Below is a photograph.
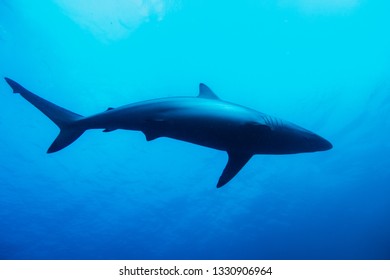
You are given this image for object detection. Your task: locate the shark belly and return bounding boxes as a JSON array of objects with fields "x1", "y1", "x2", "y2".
[{"x1": 116, "y1": 101, "x2": 263, "y2": 153}]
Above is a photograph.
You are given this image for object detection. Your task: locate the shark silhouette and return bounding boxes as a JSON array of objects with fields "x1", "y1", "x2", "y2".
[{"x1": 4, "y1": 78, "x2": 332, "y2": 187}]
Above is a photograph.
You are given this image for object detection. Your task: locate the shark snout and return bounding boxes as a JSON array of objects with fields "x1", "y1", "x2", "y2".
[{"x1": 312, "y1": 134, "x2": 333, "y2": 151}]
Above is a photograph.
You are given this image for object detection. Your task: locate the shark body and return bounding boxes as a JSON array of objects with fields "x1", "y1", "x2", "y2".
[{"x1": 4, "y1": 78, "x2": 332, "y2": 187}]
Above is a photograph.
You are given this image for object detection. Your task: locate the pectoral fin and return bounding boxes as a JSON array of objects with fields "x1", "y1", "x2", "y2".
[
  {"x1": 217, "y1": 152, "x2": 253, "y2": 188},
  {"x1": 142, "y1": 130, "x2": 161, "y2": 141}
]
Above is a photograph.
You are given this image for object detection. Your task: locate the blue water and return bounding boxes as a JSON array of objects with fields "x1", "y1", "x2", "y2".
[{"x1": 0, "y1": 0, "x2": 389, "y2": 260}]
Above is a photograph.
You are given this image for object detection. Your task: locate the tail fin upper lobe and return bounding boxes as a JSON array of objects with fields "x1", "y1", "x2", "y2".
[{"x1": 4, "y1": 77, "x2": 85, "y2": 153}]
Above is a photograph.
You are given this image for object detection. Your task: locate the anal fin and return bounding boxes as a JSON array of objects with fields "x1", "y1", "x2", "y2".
[{"x1": 217, "y1": 152, "x2": 253, "y2": 188}]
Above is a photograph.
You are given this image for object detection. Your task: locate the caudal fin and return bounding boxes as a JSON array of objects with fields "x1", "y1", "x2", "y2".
[{"x1": 4, "y1": 77, "x2": 85, "y2": 153}]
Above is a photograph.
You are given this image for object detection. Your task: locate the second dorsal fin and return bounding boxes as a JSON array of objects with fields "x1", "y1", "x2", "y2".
[{"x1": 198, "y1": 83, "x2": 220, "y2": 100}]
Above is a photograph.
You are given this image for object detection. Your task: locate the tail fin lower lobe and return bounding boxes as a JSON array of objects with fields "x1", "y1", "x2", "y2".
[{"x1": 4, "y1": 77, "x2": 86, "y2": 153}]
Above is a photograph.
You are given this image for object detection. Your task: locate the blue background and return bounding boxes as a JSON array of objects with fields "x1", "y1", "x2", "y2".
[{"x1": 0, "y1": 0, "x2": 389, "y2": 259}]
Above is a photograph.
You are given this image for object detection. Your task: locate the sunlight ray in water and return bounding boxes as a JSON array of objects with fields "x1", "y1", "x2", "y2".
[{"x1": 54, "y1": 0, "x2": 172, "y2": 41}]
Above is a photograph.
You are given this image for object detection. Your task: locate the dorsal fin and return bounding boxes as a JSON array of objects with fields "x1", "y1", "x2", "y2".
[
  {"x1": 198, "y1": 83, "x2": 220, "y2": 100},
  {"x1": 106, "y1": 107, "x2": 114, "y2": 111}
]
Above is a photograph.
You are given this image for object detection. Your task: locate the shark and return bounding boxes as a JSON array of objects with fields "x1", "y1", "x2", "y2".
[{"x1": 4, "y1": 77, "x2": 332, "y2": 188}]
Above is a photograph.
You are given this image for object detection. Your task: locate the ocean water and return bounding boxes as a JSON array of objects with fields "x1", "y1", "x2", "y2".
[{"x1": 0, "y1": 0, "x2": 389, "y2": 260}]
